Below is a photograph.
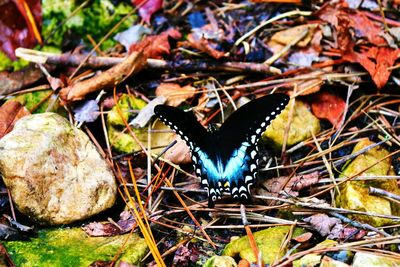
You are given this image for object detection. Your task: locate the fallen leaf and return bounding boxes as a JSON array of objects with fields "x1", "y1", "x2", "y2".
[
  {"x1": 0, "y1": 101, "x2": 30, "y2": 138},
  {"x1": 346, "y1": 10, "x2": 387, "y2": 46},
  {"x1": 269, "y1": 24, "x2": 317, "y2": 48},
  {"x1": 303, "y1": 214, "x2": 341, "y2": 237},
  {"x1": 155, "y1": 83, "x2": 196, "y2": 107},
  {"x1": 60, "y1": 52, "x2": 147, "y2": 102},
  {"x1": 292, "y1": 232, "x2": 313, "y2": 243},
  {"x1": 327, "y1": 223, "x2": 367, "y2": 240},
  {"x1": 343, "y1": 47, "x2": 400, "y2": 89},
  {"x1": 317, "y1": 2, "x2": 386, "y2": 46},
  {"x1": 163, "y1": 137, "x2": 191, "y2": 165},
  {"x1": 258, "y1": 171, "x2": 320, "y2": 198},
  {"x1": 0, "y1": 0, "x2": 41, "y2": 59},
  {"x1": 173, "y1": 243, "x2": 201, "y2": 267},
  {"x1": 311, "y1": 91, "x2": 346, "y2": 127},
  {"x1": 83, "y1": 211, "x2": 135, "y2": 237},
  {"x1": 238, "y1": 259, "x2": 251, "y2": 267},
  {"x1": 114, "y1": 24, "x2": 151, "y2": 51},
  {"x1": 187, "y1": 24, "x2": 227, "y2": 59},
  {"x1": 82, "y1": 222, "x2": 121, "y2": 237},
  {"x1": 131, "y1": 0, "x2": 163, "y2": 24},
  {"x1": 73, "y1": 100, "x2": 100, "y2": 124},
  {"x1": 129, "y1": 28, "x2": 181, "y2": 59},
  {"x1": 0, "y1": 66, "x2": 44, "y2": 95}
]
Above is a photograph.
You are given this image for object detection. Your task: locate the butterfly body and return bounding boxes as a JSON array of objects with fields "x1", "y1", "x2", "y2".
[{"x1": 154, "y1": 94, "x2": 289, "y2": 206}]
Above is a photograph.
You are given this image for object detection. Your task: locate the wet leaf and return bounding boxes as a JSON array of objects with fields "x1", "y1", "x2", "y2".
[
  {"x1": 129, "y1": 28, "x2": 181, "y2": 58},
  {"x1": 0, "y1": 101, "x2": 30, "y2": 139},
  {"x1": 114, "y1": 24, "x2": 152, "y2": 51},
  {"x1": 258, "y1": 172, "x2": 319, "y2": 198},
  {"x1": 303, "y1": 214, "x2": 341, "y2": 237},
  {"x1": 343, "y1": 47, "x2": 400, "y2": 89},
  {"x1": 311, "y1": 91, "x2": 346, "y2": 128},
  {"x1": 187, "y1": 24, "x2": 227, "y2": 59},
  {"x1": 155, "y1": 83, "x2": 196, "y2": 107}
]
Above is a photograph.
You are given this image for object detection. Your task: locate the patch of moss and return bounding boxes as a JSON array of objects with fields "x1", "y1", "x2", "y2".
[
  {"x1": 3, "y1": 228, "x2": 148, "y2": 266},
  {"x1": 9, "y1": 90, "x2": 64, "y2": 114},
  {"x1": 222, "y1": 226, "x2": 306, "y2": 264},
  {"x1": 337, "y1": 138, "x2": 400, "y2": 226},
  {"x1": 107, "y1": 94, "x2": 148, "y2": 153}
]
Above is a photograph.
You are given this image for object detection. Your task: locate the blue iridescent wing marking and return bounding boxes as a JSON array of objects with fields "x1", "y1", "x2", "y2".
[
  {"x1": 154, "y1": 105, "x2": 213, "y2": 193},
  {"x1": 218, "y1": 94, "x2": 290, "y2": 200},
  {"x1": 154, "y1": 94, "x2": 290, "y2": 206}
]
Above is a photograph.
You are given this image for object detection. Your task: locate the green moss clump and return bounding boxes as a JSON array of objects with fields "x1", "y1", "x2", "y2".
[
  {"x1": 42, "y1": 0, "x2": 136, "y2": 51},
  {"x1": 222, "y1": 226, "x2": 306, "y2": 264},
  {"x1": 3, "y1": 228, "x2": 148, "y2": 266}
]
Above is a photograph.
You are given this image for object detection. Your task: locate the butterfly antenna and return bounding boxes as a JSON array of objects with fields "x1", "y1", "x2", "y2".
[{"x1": 154, "y1": 140, "x2": 177, "y2": 162}]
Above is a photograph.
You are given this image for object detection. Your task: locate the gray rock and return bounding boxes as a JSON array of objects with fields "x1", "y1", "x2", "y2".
[{"x1": 0, "y1": 113, "x2": 117, "y2": 225}]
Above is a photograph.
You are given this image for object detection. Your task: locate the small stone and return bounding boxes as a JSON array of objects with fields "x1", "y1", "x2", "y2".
[{"x1": 0, "y1": 113, "x2": 117, "y2": 225}]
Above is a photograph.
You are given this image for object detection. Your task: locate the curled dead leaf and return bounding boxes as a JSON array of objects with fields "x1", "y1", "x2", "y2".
[
  {"x1": 60, "y1": 52, "x2": 147, "y2": 102},
  {"x1": 0, "y1": 101, "x2": 30, "y2": 138},
  {"x1": 155, "y1": 83, "x2": 196, "y2": 107}
]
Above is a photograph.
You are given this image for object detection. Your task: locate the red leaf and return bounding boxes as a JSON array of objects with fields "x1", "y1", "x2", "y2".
[
  {"x1": 0, "y1": 0, "x2": 41, "y2": 59},
  {"x1": 346, "y1": 11, "x2": 386, "y2": 46},
  {"x1": 186, "y1": 24, "x2": 227, "y2": 59},
  {"x1": 131, "y1": 0, "x2": 163, "y2": 24},
  {"x1": 129, "y1": 28, "x2": 181, "y2": 58},
  {"x1": 0, "y1": 101, "x2": 30, "y2": 138},
  {"x1": 343, "y1": 47, "x2": 400, "y2": 89},
  {"x1": 311, "y1": 91, "x2": 346, "y2": 128}
]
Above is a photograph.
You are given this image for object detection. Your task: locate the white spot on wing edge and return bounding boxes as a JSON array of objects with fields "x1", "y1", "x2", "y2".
[
  {"x1": 250, "y1": 164, "x2": 257, "y2": 172},
  {"x1": 245, "y1": 175, "x2": 253, "y2": 183}
]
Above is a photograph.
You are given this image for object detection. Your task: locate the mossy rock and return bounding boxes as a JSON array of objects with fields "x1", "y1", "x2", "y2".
[
  {"x1": 222, "y1": 226, "x2": 306, "y2": 264},
  {"x1": 3, "y1": 228, "x2": 148, "y2": 266},
  {"x1": 337, "y1": 138, "x2": 400, "y2": 226}
]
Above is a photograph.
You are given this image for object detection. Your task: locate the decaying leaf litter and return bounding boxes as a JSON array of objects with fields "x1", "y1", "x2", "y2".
[{"x1": 1, "y1": 0, "x2": 400, "y2": 266}]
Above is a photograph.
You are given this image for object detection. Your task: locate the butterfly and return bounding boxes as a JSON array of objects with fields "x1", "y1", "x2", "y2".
[{"x1": 154, "y1": 93, "x2": 290, "y2": 207}]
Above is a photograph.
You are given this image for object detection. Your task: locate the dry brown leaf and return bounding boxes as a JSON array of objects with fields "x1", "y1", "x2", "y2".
[
  {"x1": 292, "y1": 232, "x2": 313, "y2": 243},
  {"x1": 129, "y1": 28, "x2": 181, "y2": 58},
  {"x1": 260, "y1": 171, "x2": 320, "y2": 197},
  {"x1": 163, "y1": 137, "x2": 192, "y2": 165},
  {"x1": 268, "y1": 24, "x2": 318, "y2": 54},
  {"x1": 0, "y1": 101, "x2": 30, "y2": 139},
  {"x1": 60, "y1": 52, "x2": 147, "y2": 102},
  {"x1": 155, "y1": 83, "x2": 196, "y2": 107},
  {"x1": 303, "y1": 214, "x2": 340, "y2": 237}
]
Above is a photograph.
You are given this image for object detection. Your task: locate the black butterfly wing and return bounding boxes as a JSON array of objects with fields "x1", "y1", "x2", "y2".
[
  {"x1": 154, "y1": 105, "x2": 216, "y2": 201},
  {"x1": 219, "y1": 94, "x2": 290, "y2": 199},
  {"x1": 154, "y1": 105, "x2": 208, "y2": 151}
]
